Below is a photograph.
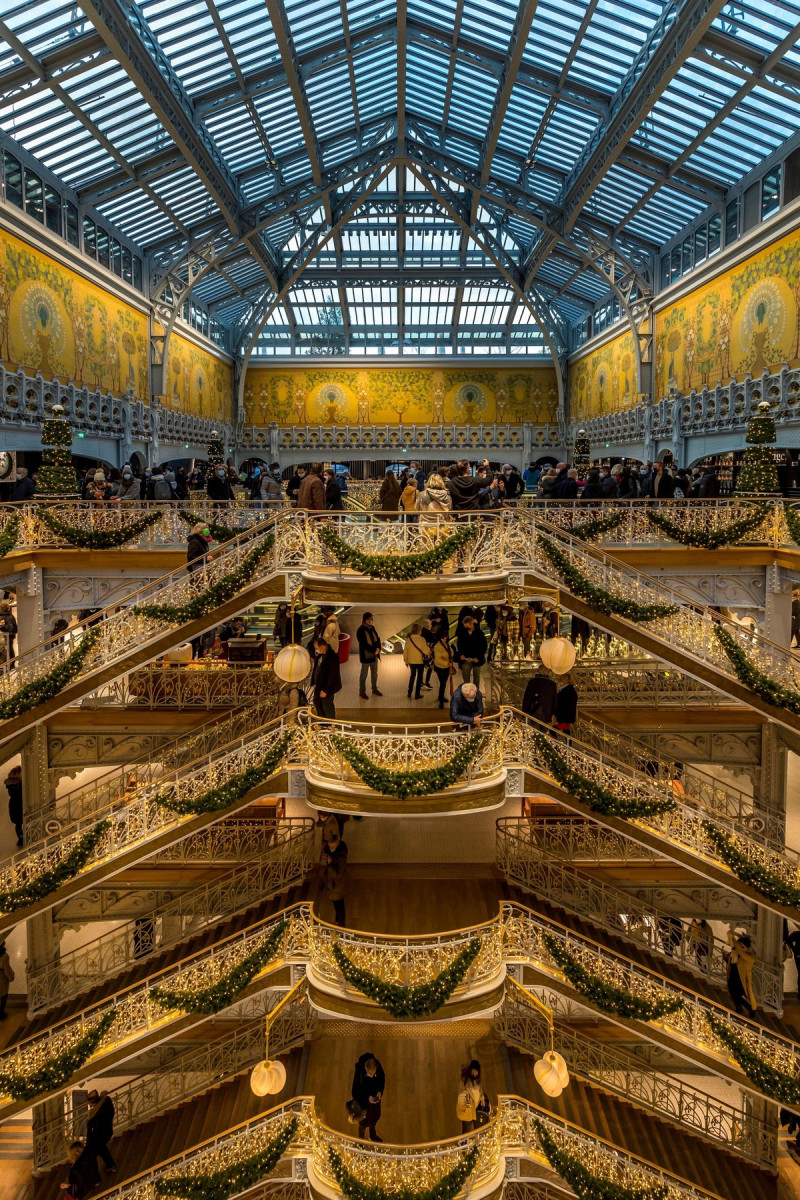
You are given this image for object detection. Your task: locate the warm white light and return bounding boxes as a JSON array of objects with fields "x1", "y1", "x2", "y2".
[
  {"x1": 534, "y1": 1051, "x2": 570, "y2": 1097},
  {"x1": 250, "y1": 1059, "x2": 287, "y2": 1096},
  {"x1": 273, "y1": 643, "x2": 311, "y2": 683},
  {"x1": 538, "y1": 637, "x2": 576, "y2": 675}
]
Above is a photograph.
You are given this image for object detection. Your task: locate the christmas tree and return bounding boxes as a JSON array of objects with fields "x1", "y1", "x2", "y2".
[
  {"x1": 736, "y1": 401, "x2": 780, "y2": 495},
  {"x1": 573, "y1": 430, "x2": 590, "y2": 478},
  {"x1": 207, "y1": 431, "x2": 224, "y2": 471},
  {"x1": 37, "y1": 405, "x2": 78, "y2": 495}
]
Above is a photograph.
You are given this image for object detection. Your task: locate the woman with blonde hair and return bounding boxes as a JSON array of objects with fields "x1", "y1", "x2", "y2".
[{"x1": 415, "y1": 473, "x2": 451, "y2": 524}]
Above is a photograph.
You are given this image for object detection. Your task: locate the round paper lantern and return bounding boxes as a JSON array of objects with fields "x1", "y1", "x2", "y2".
[
  {"x1": 533, "y1": 1051, "x2": 570, "y2": 1097},
  {"x1": 273, "y1": 643, "x2": 311, "y2": 684},
  {"x1": 250, "y1": 1058, "x2": 287, "y2": 1096},
  {"x1": 538, "y1": 636, "x2": 576, "y2": 676}
]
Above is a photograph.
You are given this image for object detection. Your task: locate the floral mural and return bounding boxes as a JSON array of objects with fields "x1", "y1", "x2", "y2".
[
  {"x1": 164, "y1": 332, "x2": 234, "y2": 423},
  {"x1": 567, "y1": 329, "x2": 637, "y2": 419}
]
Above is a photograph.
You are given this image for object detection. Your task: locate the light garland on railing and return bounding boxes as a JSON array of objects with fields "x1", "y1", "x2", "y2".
[
  {"x1": 701, "y1": 821, "x2": 800, "y2": 908},
  {"x1": 713, "y1": 625, "x2": 800, "y2": 714},
  {"x1": 154, "y1": 1116, "x2": 299, "y2": 1200},
  {"x1": 0, "y1": 819, "x2": 111, "y2": 914},
  {"x1": 538, "y1": 537, "x2": 677, "y2": 623},
  {"x1": 39, "y1": 509, "x2": 164, "y2": 549},
  {"x1": 133, "y1": 536, "x2": 275, "y2": 623},
  {"x1": 329, "y1": 733, "x2": 483, "y2": 799},
  {"x1": 151, "y1": 920, "x2": 288, "y2": 1015},
  {"x1": 784, "y1": 503, "x2": 800, "y2": 547},
  {"x1": 568, "y1": 513, "x2": 625, "y2": 542},
  {"x1": 318, "y1": 524, "x2": 478, "y2": 580},
  {"x1": 177, "y1": 509, "x2": 240, "y2": 544},
  {"x1": 154, "y1": 732, "x2": 294, "y2": 815},
  {"x1": 705, "y1": 1013, "x2": 800, "y2": 1106},
  {"x1": 532, "y1": 733, "x2": 676, "y2": 819},
  {"x1": 534, "y1": 1122, "x2": 668, "y2": 1200},
  {"x1": 0, "y1": 516, "x2": 19, "y2": 560},
  {"x1": 644, "y1": 506, "x2": 769, "y2": 550},
  {"x1": 542, "y1": 935, "x2": 684, "y2": 1022},
  {"x1": 328, "y1": 1144, "x2": 481, "y2": 1200},
  {"x1": 0, "y1": 1011, "x2": 116, "y2": 1102},
  {"x1": 332, "y1": 939, "x2": 482, "y2": 1018},
  {"x1": 0, "y1": 627, "x2": 100, "y2": 720}
]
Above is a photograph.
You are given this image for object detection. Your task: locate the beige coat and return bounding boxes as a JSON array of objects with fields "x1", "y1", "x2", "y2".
[
  {"x1": 403, "y1": 633, "x2": 429, "y2": 665},
  {"x1": 727, "y1": 932, "x2": 757, "y2": 1011}
]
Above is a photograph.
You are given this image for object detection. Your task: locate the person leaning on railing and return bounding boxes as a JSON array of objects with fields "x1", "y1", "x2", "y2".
[{"x1": 111, "y1": 466, "x2": 140, "y2": 501}]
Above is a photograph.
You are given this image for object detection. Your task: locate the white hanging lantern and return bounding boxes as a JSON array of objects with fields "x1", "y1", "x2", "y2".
[
  {"x1": 273, "y1": 643, "x2": 311, "y2": 684},
  {"x1": 538, "y1": 636, "x2": 576, "y2": 676},
  {"x1": 533, "y1": 1050, "x2": 570, "y2": 1097},
  {"x1": 250, "y1": 1058, "x2": 287, "y2": 1097}
]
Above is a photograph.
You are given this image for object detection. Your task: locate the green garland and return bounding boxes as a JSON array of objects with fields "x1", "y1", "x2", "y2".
[
  {"x1": 0, "y1": 627, "x2": 100, "y2": 721},
  {"x1": 39, "y1": 508, "x2": 163, "y2": 549},
  {"x1": 0, "y1": 516, "x2": 19, "y2": 559},
  {"x1": 177, "y1": 509, "x2": 240, "y2": 544},
  {"x1": 156, "y1": 1118, "x2": 298, "y2": 1200},
  {"x1": 330, "y1": 733, "x2": 482, "y2": 800},
  {"x1": 37, "y1": 416, "x2": 77, "y2": 495},
  {"x1": 785, "y1": 503, "x2": 800, "y2": 546},
  {"x1": 533, "y1": 733, "x2": 676, "y2": 819},
  {"x1": 645, "y1": 505, "x2": 769, "y2": 550},
  {"x1": 155, "y1": 733, "x2": 293, "y2": 815},
  {"x1": 133, "y1": 535, "x2": 274, "y2": 623},
  {"x1": 0, "y1": 820, "x2": 111, "y2": 914},
  {"x1": 332, "y1": 939, "x2": 481, "y2": 1018},
  {"x1": 535, "y1": 1122, "x2": 667, "y2": 1200},
  {"x1": 329, "y1": 1144, "x2": 480, "y2": 1200},
  {"x1": 705, "y1": 1012, "x2": 800, "y2": 1105},
  {"x1": 318, "y1": 524, "x2": 478, "y2": 580},
  {"x1": 713, "y1": 624, "x2": 800, "y2": 714},
  {"x1": 0, "y1": 1011, "x2": 117, "y2": 1102},
  {"x1": 151, "y1": 919, "x2": 288, "y2": 1015},
  {"x1": 539, "y1": 537, "x2": 677, "y2": 623},
  {"x1": 568, "y1": 513, "x2": 625, "y2": 542},
  {"x1": 702, "y1": 820, "x2": 800, "y2": 908},
  {"x1": 543, "y1": 934, "x2": 684, "y2": 1022}
]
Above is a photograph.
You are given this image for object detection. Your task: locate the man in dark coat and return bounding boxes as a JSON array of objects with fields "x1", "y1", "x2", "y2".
[
  {"x1": 446, "y1": 460, "x2": 483, "y2": 511},
  {"x1": 521, "y1": 664, "x2": 558, "y2": 725},
  {"x1": 9, "y1": 468, "x2": 35, "y2": 502},
  {"x1": 352, "y1": 1053, "x2": 385, "y2": 1142},
  {"x1": 641, "y1": 462, "x2": 676, "y2": 498},
  {"x1": 86, "y1": 1090, "x2": 117, "y2": 1173},
  {"x1": 287, "y1": 466, "x2": 307, "y2": 504},
  {"x1": 207, "y1": 466, "x2": 235, "y2": 502},
  {"x1": 311, "y1": 637, "x2": 342, "y2": 718}
]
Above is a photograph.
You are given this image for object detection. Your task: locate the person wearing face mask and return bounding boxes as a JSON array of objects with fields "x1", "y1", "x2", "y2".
[
  {"x1": 207, "y1": 464, "x2": 235, "y2": 503},
  {"x1": 287, "y1": 465, "x2": 307, "y2": 506},
  {"x1": 9, "y1": 467, "x2": 35, "y2": 502},
  {"x1": 113, "y1": 467, "x2": 140, "y2": 501}
]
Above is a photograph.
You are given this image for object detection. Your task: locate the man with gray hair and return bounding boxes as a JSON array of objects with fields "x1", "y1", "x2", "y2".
[
  {"x1": 9, "y1": 466, "x2": 35, "y2": 502},
  {"x1": 450, "y1": 680, "x2": 484, "y2": 729}
]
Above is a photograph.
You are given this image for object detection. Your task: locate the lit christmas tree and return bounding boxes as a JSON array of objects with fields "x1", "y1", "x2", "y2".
[
  {"x1": 207, "y1": 430, "x2": 225, "y2": 471},
  {"x1": 736, "y1": 401, "x2": 781, "y2": 495},
  {"x1": 37, "y1": 404, "x2": 78, "y2": 495},
  {"x1": 573, "y1": 430, "x2": 590, "y2": 477}
]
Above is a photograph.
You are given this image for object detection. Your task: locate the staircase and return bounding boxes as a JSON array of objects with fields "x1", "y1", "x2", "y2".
[{"x1": 0, "y1": 1117, "x2": 32, "y2": 1161}]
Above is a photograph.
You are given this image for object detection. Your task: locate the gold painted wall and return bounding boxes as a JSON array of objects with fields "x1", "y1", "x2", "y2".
[
  {"x1": 243, "y1": 365, "x2": 558, "y2": 427},
  {"x1": 568, "y1": 329, "x2": 637, "y2": 420},
  {"x1": 164, "y1": 332, "x2": 234, "y2": 423},
  {"x1": 655, "y1": 226, "x2": 800, "y2": 396},
  {"x1": 0, "y1": 226, "x2": 149, "y2": 397}
]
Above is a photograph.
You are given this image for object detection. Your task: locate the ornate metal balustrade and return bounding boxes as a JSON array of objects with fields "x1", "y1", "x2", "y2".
[
  {"x1": 495, "y1": 658, "x2": 733, "y2": 709},
  {"x1": 242, "y1": 421, "x2": 559, "y2": 456},
  {"x1": 32, "y1": 984, "x2": 316, "y2": 1171},
  {"x1": 495, "y1": 819, "x2": 782, "y2": 1012},
  {"x1": 156, "y1": 818, "x2": 288, "y2": 865},
  {"x1": 110, "y1": 661, "x2": 280, "y2": 710},
  {"x1": 502, "y1": 814, "x2": 663, "y2": 865},
  {"x1": 95, "y1": 1094, "x2": 717, "y2": 1200},
  {"x1": 496, "y1": 979, "x2": 776, "y2": 1168},
  {"x1": 27, "y1": 818, "x2": 315, "y2": 1013}
]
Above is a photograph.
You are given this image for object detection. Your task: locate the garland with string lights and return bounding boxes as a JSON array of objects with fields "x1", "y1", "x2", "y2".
[
  {"x1": 155, "y1": 732, "x2": 294, "y2": 816},
  {"x1": 644, "y1": 505, "x2": 769, "y2": 549},
  {"x1": 534, "y1": 1122, "x2": 668, "y2": 1200},
  {"x1": 0, "y1": 517, "x2": 19, "y2": 560},
  {"x1": 532, "y1": 732, "x2": 676, "y2": 819},
  {"x1": 318, "y1": 524, "x2": 478, "y2": 580},
  {"x1": 737, "y1": 402, "x2": 781, "y2": 496},
  {"x1": 151, "y1": 920, "x2": 288, "y2": 1016},
  {"x1": 0, "y1": 1011, "x2": 117, "y2": 1102},
  {"x1": 705, "y1": 1012, "x2": 800, "y2": 1106},
  {"x1": 538, "y1": 537, "x2": 677, "y2": 622},
  {"x1": 155, "y1": 1118, "x2": 299, "y2": 1200},
  {"x1": 543, "y1": 934, "x2": 684, "y2": 1022},
  {"x1": 206, "y1": 434, "x2": 225, "y2": 472},
  {"x1": 568, "y1": 513, "x2": 625, "y2": 542},
  {"x1": 701, "y1": 820, "x2": 800, "y2": 908},
  {"x1": 329, "y1": 733, "x2": 483, "y2": 799},
  {"x1": 39, "y1": 508, "x2": 163, "y2": 549},
  {"x1": 133, "y1": 536, "x2": 274, "y2": 623},
  {"x1": 0, "y1": 627, "x2": 100, "y2": 720},
  {"x1": 176, "y1": 509, "x2": 240, "y2": 544},
  {"x1": 0, "y1": 820, "x2": 111, "y2": 914},
  {"x1": 328, "y1": 1144, "x2": 481, "y2": 1200},
  {"x1": 572, "y1": 432, "x2": 590, "y2": 479},
  {"x1": 713, "y1": 625, "x2": 800, "y2": 714},
  {"x1": 332, "y1": 939, "x2": 482, "y2": 1018},
  {"x1": 37, "y1": 411, "x2": 77, "y2": 495},
  {"x1": 784, "y1": 503, "x2": 800, "y2": 546}
]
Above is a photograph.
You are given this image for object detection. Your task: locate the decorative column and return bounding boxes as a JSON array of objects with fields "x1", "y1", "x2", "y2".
[
  {"x1": 15, "y1": 564, "x2": 45, "y2": 652},
  {"x1": 763, "y1": 563, "x2": 792, "y2": 646}
]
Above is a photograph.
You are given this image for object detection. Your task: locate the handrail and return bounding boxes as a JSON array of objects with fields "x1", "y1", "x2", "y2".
[
  {"x1": 26, "y1": 818, "x2": 315, "y2": 1013},
  {"x1": 4, "y1": 900, "x2": 800, "y2": 1119},
  {"x1": 496, "y1": 817, "x2": 782, "y2": 1011},
  {"x1": 498, "y1": 977, "x2": 776, "y2": 1168},
  {"x1": 92, "y1": 1093, "x2": 718, "y2": 1200}
]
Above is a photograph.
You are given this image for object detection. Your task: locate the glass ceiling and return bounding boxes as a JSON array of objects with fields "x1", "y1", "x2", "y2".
[{"x1": 0, "y1": 0, "x2": 798, "y2": 355}]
